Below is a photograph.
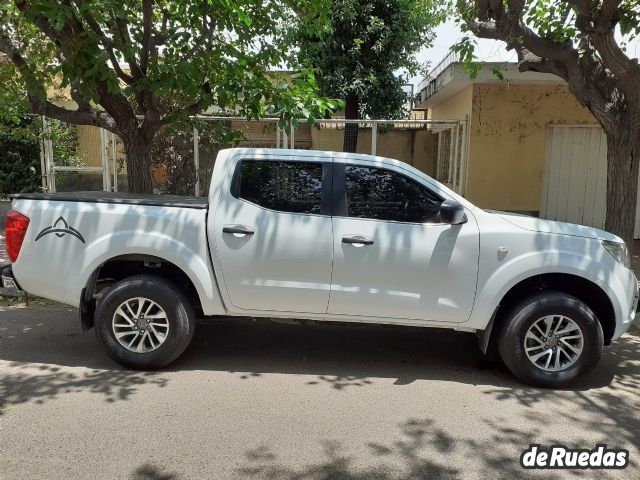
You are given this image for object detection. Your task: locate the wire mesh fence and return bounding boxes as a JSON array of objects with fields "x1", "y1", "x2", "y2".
[{"x1": 38, "y1": 116, "x2": 466, "y2": 197}]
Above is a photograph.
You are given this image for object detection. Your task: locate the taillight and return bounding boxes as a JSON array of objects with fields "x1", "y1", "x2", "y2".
[{"x1": 5, "y1": 210, "x2": 30, "y2": 262}]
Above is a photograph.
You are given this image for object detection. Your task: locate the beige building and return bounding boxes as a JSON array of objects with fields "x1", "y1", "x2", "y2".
[
  {"x1": 415, "y1": 59, "x2": 640, "y2": 237},
  {"x1": 417, "y1": 61, "x2": 599, "y2": 214}
]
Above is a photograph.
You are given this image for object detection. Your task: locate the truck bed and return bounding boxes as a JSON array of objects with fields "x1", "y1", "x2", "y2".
[
  {"x1": 11, "y1": 191, "x2": 208, "y2": 209},
  {"x1": 10, "y1": 190, "x2": 218, "y2": 309}
]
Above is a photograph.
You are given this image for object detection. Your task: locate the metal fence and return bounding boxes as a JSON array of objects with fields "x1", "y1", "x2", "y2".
[{"x1": 39, "y1": 116, "x2": 467, "y2": 197}]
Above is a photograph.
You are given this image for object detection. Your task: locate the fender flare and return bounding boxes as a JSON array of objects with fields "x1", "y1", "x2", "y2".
[{"x1": 75, "y1": 230, "x2": 225, "y2": 320}]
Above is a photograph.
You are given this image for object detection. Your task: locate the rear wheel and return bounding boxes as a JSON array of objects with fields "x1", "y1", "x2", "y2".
[
  {"x1": 94, "y1": 275, "x2": 196, "y2": 369},
  {"x1": 497, "y1": 291, "x2": 603, "y2": 388}
]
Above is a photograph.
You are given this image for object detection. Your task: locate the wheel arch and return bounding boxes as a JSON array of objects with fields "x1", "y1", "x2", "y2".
[
  {"x1": 480, "y1": 273, "x2": 615, "y2": 355},
  {"x1": 80, "y1": 254, "x2": 204, "y2": 330}
]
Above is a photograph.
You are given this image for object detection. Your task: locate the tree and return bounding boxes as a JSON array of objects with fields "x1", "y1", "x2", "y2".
[
  {"x1": 452, "y1": 0, "x2": 640, "y2": 244},
  {"x1": 0, "y1": 0, "x2": 337, "y2": 193},
  {"x1": 296, "y1": 0, "x2": 442, "y2": 152},
  {"x1": 151, "y1": 117, "x2": 243, "y2": 196},
  {"x1": 0, "y1": 60, "x2": 80, "y2": 194},
  {"x1": 0, "y1": 116, "x2": 41, "y2": 195}
]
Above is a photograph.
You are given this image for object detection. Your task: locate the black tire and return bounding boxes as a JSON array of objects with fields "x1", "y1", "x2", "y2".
[
  {"x1": 94, "y1": 275, "x2": 196, "y2": 369},
  {"x1": 497, "y1": 291, "x2": 603, "y2": 388}
]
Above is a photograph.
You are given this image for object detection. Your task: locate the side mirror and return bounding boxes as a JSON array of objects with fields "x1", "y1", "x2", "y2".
[{"x1": 439, "y1": 200, "x2": 467, "y2": 225}]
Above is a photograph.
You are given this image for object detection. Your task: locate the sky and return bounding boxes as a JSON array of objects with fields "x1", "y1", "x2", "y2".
[
  {"x1": 408, "y1": 20, "x2": 516, "y2": 86},
  {"x1": 409, "y1": 19, "x2": 640, "y2": 87}
]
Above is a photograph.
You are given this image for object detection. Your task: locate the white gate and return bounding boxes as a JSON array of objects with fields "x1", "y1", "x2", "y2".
[
  {"x1": 40, "y1": 117, "x2": 119, "y2": 193},
  {"x1": 540, "y1": 125, "x2": 640, "y2": 238}
]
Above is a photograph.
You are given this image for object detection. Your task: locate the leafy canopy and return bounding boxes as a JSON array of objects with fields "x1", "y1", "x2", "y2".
[
  {"x1": 0, "y1": 0, "x2": 339, "y2": 134},
  {"x1": 296, "y1": 0, "x2": 443, "y2": 119},
  {"x1": 451, "y1": 0, "x2": 640, "y2": 89}
]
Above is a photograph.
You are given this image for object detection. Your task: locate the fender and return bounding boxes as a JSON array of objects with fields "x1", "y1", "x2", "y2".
[
  {"x1": 75, "y1": 230, "x2": 226, "y2": 316},
  {"x1": 467, "y1": 249, "x2": 627, "y2": 333}
]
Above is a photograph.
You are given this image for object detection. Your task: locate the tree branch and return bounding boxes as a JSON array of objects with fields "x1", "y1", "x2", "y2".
[
  {"x1": 109, "y1": 56, "x2": 135, "y2": 84},
  {"x1": 140, "y1": 0, "x2": 152, "y2": 73},
  {"x1": 108, "y1": 11, "x2": 145, "y2": 79},
  {"x1": 589, "y1": 29, "x2": 640, "y2": 107},
  {"x1": 28, "y1": 96, "x2": 116, "y2": 130},
  {"x1": 14, "y1": 0, "x2": 142, "y2": 129},
  {"x1": 471, "y1": 0, "x2": 573, "y2": 62},
  {"x1": 70, "y1": 83, "x2": 92, "y2": 111},
  {"x1": 72, "y1": 0, "x2": 134, "y2": 84},
  {"x1": 567, "y1": 0, "x2": 640, "y2": 107},
  {"x1": 0, "y1": 29, "x2": 116, "y2": 130},
  {"x1": 0, "y1": 28, "x2": 46, "y2": 99},
  {"x1": 464, "y1": 0, "x2": 629, "y2": 133},
  {"x1": 598, "y1": 0, "x2": 623, "y2": 31},
  {"x1": 564, "y1": 0, "x2": 597, "y2": 13},
  {"x1": 518, "y1": 56, "x2": 568, "y2": 78},
  {"x1": 178, "y1": 1, "x2": 217, "y2": 65},
  {"x1": 159, "y1": 82, "x2": 212, "y2": 127}
]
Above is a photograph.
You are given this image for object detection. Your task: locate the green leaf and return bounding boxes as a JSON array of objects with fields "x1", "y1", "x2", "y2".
[
  {"x1": 235, "y1": 8, "x2": 253, "y2": 27},
  {"x1": 294, "y1": 0, "x2": 442, "y2": 120}
]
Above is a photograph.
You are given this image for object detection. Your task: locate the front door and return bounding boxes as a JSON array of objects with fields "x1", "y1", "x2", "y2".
[
  {"x1": 213, "y1": 156, "x2": 333, "y2": 314},
  {"x1": 328, "y1": 162, "x2": 479, "y2": 323}
]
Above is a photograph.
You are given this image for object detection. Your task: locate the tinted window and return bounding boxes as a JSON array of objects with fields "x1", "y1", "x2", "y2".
[
  {"x1": 236, "y1": 160, "x2": 323, "y2": 214},
  {"x1": 345, "y1": 165, "x2": 442, "y2": 222}
]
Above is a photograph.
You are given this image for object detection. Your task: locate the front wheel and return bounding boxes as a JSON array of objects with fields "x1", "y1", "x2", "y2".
[
  {"x1": 94, "y1": 275, "x2": 196, "y2": 369},
  {"x1": 497, "y1": 291, "x2": 603, "y2": 388}
]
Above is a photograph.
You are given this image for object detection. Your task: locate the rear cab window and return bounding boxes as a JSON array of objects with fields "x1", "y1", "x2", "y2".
[{"x1": 232, "y1": 159, "x2": 327, "y2": 214}]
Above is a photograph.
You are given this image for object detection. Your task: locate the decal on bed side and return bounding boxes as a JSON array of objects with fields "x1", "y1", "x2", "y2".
[{"x1": 35, "y1": 216, "x2": 86, "y2": 243}]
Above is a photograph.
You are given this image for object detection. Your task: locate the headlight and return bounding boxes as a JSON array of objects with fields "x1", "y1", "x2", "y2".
[{"x1": 601, "y1": 240, "x2": 631, "y2": 268}]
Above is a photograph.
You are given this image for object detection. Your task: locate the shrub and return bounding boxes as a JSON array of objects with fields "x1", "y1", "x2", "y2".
[{"x1": 0, "y1": 117, "x2": 41, "y2": 196}]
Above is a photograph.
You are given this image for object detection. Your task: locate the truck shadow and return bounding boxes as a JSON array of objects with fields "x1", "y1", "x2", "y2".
[
  {"x1": 178, "y1": 319, "x2": 509, "y2": 389},
  {"x1": 173, "y1": 319, "x2": 634, "y2": 392},
  {"x1": 0, "y1": 307, "x2": 638, "y2": 416},
  {"x1": 1, "y1": 309, "x2": 638, "y2": 391}
]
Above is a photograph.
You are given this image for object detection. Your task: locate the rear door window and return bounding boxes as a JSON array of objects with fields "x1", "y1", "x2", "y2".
[{"x1": 234, "y1": 160, "x2": 324, "y2": 214}]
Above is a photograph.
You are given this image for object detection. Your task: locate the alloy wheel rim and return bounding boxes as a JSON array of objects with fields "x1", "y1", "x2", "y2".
[
  {"x1": 112, "y1": 297, "x2": 169, "y2": 353},
  {"x1": 524, "y1": 315, "x2": 584, "y2": 372}
]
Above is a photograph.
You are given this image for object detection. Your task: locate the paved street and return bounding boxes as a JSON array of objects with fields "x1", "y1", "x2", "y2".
[{"x1": 0, "y1": 305, "x2": 638, "y2": 479}]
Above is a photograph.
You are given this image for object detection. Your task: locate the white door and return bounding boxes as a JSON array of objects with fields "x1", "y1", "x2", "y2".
[
  {"x1": 212, "y1": 157, "x2": 333, "y2": 314},
  {"x1": 328, "y1": 163, "x2": 480, "y2": 323},
  {"x1": 541, "y1": 125, "x2": 640, "y2": 238}
]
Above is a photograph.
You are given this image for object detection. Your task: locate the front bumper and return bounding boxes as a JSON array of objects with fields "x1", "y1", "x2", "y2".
[
  {"x1": 1, "y1": 266, "x2": 23, "y2": 296},
  {"x1": 616, "y1": 272, "x2": 639, "y2": 338}
]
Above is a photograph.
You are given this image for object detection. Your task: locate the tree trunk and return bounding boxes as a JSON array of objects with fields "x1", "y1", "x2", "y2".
[
  {"x1": 604, "y1": 129, "x2": 640, "y2": 246},
  {"x1": 343, "y1": 94, "x2": 359, "y2": 153},
  {"x1": 123, "y1": 134, "x2": 154, "y2": 194}
]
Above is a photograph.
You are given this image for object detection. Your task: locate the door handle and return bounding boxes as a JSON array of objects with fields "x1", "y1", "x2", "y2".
[
  {"x1": 223, "y1": 225, "x2": 255, "y2": 235},
  {"x1": 342, "y1": 235, "x2": 374, "y2": 246}
]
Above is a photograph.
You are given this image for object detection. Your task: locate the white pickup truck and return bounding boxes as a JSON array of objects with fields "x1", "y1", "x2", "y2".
[{"x1": 3, "y1": 148, "x2": 637, "y2": 387}]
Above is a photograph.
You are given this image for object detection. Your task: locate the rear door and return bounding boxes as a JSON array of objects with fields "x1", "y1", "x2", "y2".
[
  {"x1": 212, "y1": 154, "x2": 334, "y2": 314},
  {"x1": 328, "y1": 161, "x2": 480, "y2": 323}
]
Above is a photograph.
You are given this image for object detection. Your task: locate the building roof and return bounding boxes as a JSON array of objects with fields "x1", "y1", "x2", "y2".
[{"x1": 415, "y1": 54, "x2": 566, "y2": 109}]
